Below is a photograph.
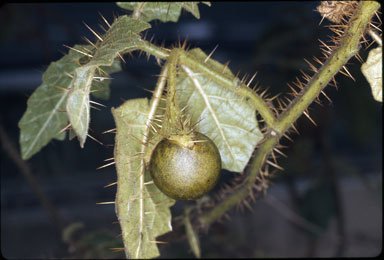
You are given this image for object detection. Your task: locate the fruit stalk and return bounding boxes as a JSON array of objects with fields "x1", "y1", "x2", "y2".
[
  {"x1": 138, "y1": 43, "x2": 277, "y2": 128},
  {"x1": 163, "y1": 49, "x2": 184, "y2": 134}
]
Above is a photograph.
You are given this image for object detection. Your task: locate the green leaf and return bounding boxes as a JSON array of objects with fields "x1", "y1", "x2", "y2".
[
  {"x1": 176, "y1": 48, "x2": 264, "y2": 172},
  {"x1": 18, "y1": 47, "x2": 86, "y2": 160},
  {"x1": 66, "y1": 15, "x2": 151, "y2": 146},
  {"x1": 91, "y1": 61, "x2": 122, "y2": 100},
  {"x1": 66, "y1": 66, "x2": 95, "y2": 147},
  {"x1": 68, "y1": 128, "x2": 77, "y2": 141},
  {"x1": 182, "y1": 2, "x2": 209, "y2": 19},
  {"x1": 116, "y1": 2, "x2": 210, "y2": 22},
  {"x1": 112, "y1": 98, "x2": 175, "y2": 259},
  {"x1": 361, "y1": 46, "x2": 382, "y2": 103},
  {"x1": 87, "y1": 15, "x2": 150, "y2": 67},
  {"x1": 19, "y1": 13, "x2": 149, "y2": 158}
]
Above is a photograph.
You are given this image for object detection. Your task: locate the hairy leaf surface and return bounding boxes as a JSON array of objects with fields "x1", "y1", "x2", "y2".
[
  {"x1": 116, "y1": 2, "x2": 210, "y2": 22},
  {"x1": 66, "y1": 66, "x2": 95, "y2": 147},
  {"x1": 86, "y1": 16, "x2": 150, "y2": 67},
  {"x1": 18, "y1": 48, "x2": 85, "y2": 160},
  {"x1": 91, "y1": 61, "x2": 122, "y2": 100},
  {"x1": 66, "y1": 15, "x2": 151, "y2": 146},
  {"x1": 112, "y1": 98, "x2": 175, "y2": 259},
  {"x1": 177, "y1": 48, "x2": 264, "y2": 172}
]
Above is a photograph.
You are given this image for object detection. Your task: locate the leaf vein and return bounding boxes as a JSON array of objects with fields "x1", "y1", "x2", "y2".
[
  {"x1": 182, "y1": 65, "x2": 236, "y2": 162},
  {"x1": 24, "y1": 91, "x2": 68, "y2": 157}
]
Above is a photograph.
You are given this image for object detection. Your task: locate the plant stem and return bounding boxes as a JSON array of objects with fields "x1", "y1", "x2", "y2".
[
  {"x1": 147, "y1": 64, "x2": 169, "y2": 128},
  {"x1": 141, "y1": 41, "x2": 170, "y2": 59},
  {"x1": 140, "y1": 43, "x2": 277, "y2": 128},
  {"x1": 275, "y1": 0, "x2": 381, "y2": 135},
  {"x1": 163, "y1": 49, "x2": 183, "y2": 133},
  {"x1": 143, "y1": 61, "x2": 169, "y2": 170},
  {"x1": 199, "y1": 0, "x2": 381, "y2": 226},
  {"x1": 199, "y1": 134, "x2": 279, "y2": 225},
  {"x1": 121, "y1": 59, "x2": 168, "y2": 259},
  {"x1": 137, "y1": 0, "x2": 380, "y2": 227}
]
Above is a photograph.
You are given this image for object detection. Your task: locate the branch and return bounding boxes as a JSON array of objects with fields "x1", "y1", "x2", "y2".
[
  {"x1": 275, "y1": 1, "x2": 381, "y2": 135},
  {"x1": 163, "y1": 49, "x2": 183, "y2": 132},
  {"x1": 199, "y1": 0, "x2": 381, "y2": 226},
  {"x1": 129, "y1": 0, "x2": 380, "y2": 228},
  {"x1": 139, "y1": 42, "x2": 277, "y2": 128}
]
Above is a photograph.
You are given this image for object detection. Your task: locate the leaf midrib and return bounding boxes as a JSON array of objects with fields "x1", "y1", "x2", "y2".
[
  {"x1": 23, "y1": 91, "x2": 69, "y2": 158},
  {"x1": 182, "y1": 65, "x2": 236, "y2": 164}
]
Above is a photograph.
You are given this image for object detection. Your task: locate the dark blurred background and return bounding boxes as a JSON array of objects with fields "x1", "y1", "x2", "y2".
[{"x1": 0, "y1": 2, "x2": 382, "y2": 258}]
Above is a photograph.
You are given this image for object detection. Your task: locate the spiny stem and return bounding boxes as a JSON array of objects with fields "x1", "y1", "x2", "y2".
[
  {"x1": 199, "y1": 0, "x2": 381, "y2": 226},
  {"x1": 163, "y1": 49, "x2": 183, "y2": 133},
  {"x1": 199, "y1": 135, "x2": 279, "y2": 225},
  {"x1": 133, "y1": 60, "x2": 168, "y2": 258},
  {"x1": 275, "y1": 0, "x2": 380, "y2": 135},
  {"x1": 147, "y1": 64, "x2": 169, "y2": 131},
  {"x1": 134, "y1": 0, "x2": 380, "y2": 227},
  {"x1": 139, "y1": 42, "x2": 277, "y2": 128},
  {"x1": 141, "y1": 41, "x2": 170, "y2": 59}
]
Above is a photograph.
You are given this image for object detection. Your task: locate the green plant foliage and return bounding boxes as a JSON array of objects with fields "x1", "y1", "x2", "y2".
[
  {"x1": 112, "y1": 98, "x2": 175, "y2": 259},
  {"x1": 86, "y1": 16, "x2": 150, "y2": 67},
  {"x1": 66, "y1": 66, "x2": 96, "y2": 147},
  {"x1": 91, "y1": 61, "x2": 122, "y2": 100},
  {"x1": 16, "y1": 1, "x2": 381, "y2": 258},
  {"x1": 116, "y1": 2, "x2": 210, "y2": 22},
  {"x1": 19, "y1": 15, "x2": 151, "y2": 157},
  {"x1": 66, "y1": 16, "x2": 151, "y2": 146},
  {"x1": 176, "y1": 48, "x2": 264, "y2": 172},
  {"x1": 361, "y1": 46, "x2": 382, "y2": 102},
  {"x1": 18, "y1": 47, "x2": 84, "y2": 160},
  {"x1": 18, "y1": 45, "x2": 122, "y2": 158}
]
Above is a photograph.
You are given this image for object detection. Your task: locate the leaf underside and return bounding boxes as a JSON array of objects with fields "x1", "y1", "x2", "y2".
[{"x1": 112, "y1": 98, "x2": 175, "y2": 259}]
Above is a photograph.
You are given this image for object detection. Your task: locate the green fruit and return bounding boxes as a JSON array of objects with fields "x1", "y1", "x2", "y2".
[{"x1": 149, "y1": 132, "x2": 221, "y2": 200}]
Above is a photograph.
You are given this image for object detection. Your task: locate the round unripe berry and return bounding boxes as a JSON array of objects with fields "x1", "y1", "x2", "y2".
[{"x1": 149, "y1": 132, "x2": 221, "y2": 200}]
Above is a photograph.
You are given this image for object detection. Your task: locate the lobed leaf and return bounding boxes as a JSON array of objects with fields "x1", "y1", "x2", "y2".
[
  {"x1": 66, "y1": 15, "x2": 151, "y2": 146},
  {"x1": 177, "y1": 48, "x2": 264, "y2": 172},
  {"x1": 116, "y1": 2, "x2": 210, "y2": 22},
  {"x1": 18, "y1": 47, "x2": 85, "y2": 160},
  {"x1": 112, "y1": 98, "x2": 175, "y2": 259}
]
